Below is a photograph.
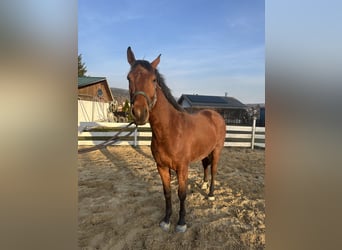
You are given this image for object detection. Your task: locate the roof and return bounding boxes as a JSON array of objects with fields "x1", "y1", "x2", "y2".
[
  {"x1": 78, "y1": 76, "x2": 107, "y2": 88},
  {"x1": 178, "y1": 94, "x2": 246, "y2": 109}
]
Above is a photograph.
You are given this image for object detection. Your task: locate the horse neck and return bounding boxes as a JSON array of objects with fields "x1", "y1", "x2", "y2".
[{"x1": 149, "y1": 86, "x2": 178, "y2": 132}]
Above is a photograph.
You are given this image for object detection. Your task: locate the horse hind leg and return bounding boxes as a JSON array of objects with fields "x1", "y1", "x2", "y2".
[
  {"x1": 201, "y1": 155, "x2": 211, "y2": 190},
  {"x1": 208, "y1": 148, "x2": 222, "y2": 201}
]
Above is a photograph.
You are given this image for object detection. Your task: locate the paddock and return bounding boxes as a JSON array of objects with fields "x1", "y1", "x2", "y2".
[{"x1": 78, "y1": 146, "x2": 265, "y2": 249}]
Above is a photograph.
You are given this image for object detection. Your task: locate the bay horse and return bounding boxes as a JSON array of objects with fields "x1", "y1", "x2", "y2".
[{"x1": 126, "y1": 47, "x2": 226, "y2": 232}]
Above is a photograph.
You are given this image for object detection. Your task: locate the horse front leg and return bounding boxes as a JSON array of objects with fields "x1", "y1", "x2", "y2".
[
  {"x1": 176, "y1": 167, "x2": 188, "y2": 232},
  {"x1": 157, "y1": 165, "x2": 172, "y2": 231}
]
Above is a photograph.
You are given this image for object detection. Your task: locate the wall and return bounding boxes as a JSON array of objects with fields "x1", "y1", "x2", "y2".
[
  {"x1": 78, "y1": 81, "x2": 113, "y2": 102},
  {"x1": 78, "y1": 99, "x2": 110, "y2": 123}
]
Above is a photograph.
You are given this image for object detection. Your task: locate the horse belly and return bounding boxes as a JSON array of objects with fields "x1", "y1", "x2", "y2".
[
  {"x1": 188, "y1": 122, "x2": 223, "y2": 162},
  {"x1": 190, "y1": 142, "x2": 215, "y2": 163}
]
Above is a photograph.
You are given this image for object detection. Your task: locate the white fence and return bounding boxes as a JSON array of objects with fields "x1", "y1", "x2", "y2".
[{"x1": 78, "y1": 122, "x2": 265, "y2": 149}]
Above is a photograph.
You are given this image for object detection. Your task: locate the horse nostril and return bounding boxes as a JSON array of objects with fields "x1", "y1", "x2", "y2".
[
  {"x1": 130, "y1": 107, "x2": 138, "y2": 119},
  {"x1": 133, "y1": 108, "x2": 141, "y2": 119},
  {"x1": 131, "y1": 106, "x2": 149, "y2": 124}
]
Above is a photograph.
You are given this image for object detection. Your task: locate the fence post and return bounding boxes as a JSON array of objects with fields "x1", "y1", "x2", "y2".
[
  {"x1": 134, "y1": 126, "x2": 138, "y2": 147},
  {"x1": 251, "y1": 116, "x2": 256, "y2": 150}
]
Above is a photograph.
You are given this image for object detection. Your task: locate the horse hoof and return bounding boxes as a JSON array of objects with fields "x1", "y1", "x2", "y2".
[
  {"x1": 208, "y1": 195, "x2": 215, "y2": 201},
  {"x1": 176, "y1": 224, "x2": 187, "y2": 233},
  {"x1": 201, "y1": 182, "x2": 208, "y2": 190},
  {"x1": 159, "y1": 221, "x2": 170, "y2": 232}
]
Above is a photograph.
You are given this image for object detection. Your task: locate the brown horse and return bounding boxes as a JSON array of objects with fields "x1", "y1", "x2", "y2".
[{"x1": 127, "y1": 47, "x2": 226, "y2": 232}]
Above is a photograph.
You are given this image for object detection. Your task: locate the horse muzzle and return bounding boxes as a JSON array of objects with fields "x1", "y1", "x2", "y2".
[
  {"x1": 130, "y1": 104, "x2": 149, "y2": 125},
  {"x1": 130, "y1": 91, "x2": 156, "y2": 125}
]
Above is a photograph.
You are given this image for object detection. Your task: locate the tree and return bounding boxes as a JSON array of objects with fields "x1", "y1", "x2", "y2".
[
  {"x1": 123, "y1": 99, "x2": 133, "y2": 121},
  {"x1": 78, "y1": 54, "x2": 87, "y2": 76},
  {"x1": 122, "y1": 99, "x2": 130, "y2": 113}
]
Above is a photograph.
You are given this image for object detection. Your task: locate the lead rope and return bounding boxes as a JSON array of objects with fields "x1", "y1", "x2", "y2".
[{"x1": 78, "y1": 122, "x2": 137, "y2": 154}]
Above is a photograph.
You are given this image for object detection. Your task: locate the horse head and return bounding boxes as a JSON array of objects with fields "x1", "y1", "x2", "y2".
[{"x1": 127, "y1": 46, "x2": 161, "y2": 125}]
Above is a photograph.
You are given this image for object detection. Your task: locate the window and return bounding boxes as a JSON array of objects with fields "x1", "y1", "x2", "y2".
[{"x1": 97, "y1": 88, "x2": 103, "y2": 97}]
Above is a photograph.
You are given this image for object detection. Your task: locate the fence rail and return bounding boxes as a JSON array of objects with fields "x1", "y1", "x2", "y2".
[{"x1": 78, "y1": 122, "x2": 265, "y2": 149}]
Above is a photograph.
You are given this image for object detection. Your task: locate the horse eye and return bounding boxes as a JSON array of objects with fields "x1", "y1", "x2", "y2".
[{"x1": 153, "y1": 78, "x2": 157, "y2": 82}]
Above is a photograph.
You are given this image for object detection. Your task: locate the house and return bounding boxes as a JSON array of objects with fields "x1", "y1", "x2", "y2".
[
  {"x1": 177, "y1": 94, "x2": 250, "y2": 125},
  {"x1": 78, "y1": 76, "x2": 113, "y2": 102},
  {"x1": 78, "y1": 76, "x2": 114, "y2": 122}
]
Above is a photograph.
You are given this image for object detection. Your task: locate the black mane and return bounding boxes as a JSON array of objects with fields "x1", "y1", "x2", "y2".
[
  {"x1": 155, "y1": 70, "x2": 185, "y2": 112},
  {"x1": 133, "y1": 60, "x2": 185, "y2": 112}
]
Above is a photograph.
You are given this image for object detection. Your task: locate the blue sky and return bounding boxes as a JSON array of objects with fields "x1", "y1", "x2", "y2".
[{"x1": 79, "y1": 0, "x2": 264, "y2": 103}]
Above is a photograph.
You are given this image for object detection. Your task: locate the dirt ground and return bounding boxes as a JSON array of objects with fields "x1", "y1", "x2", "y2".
[{"x1": 78, "y1": 146, "x2": 265, "y2": 249}]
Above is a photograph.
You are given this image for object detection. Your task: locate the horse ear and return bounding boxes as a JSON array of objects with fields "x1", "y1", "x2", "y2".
[
  {"x1": 127, "y1": 46, "x2": 136, "y2": 65},
  {"x1": 151, "y1": 54, "x2": 161, "y2": 69}
]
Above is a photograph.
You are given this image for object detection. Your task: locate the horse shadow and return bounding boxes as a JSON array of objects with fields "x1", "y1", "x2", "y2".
[{"x1": 129, "y1": 145, "x2": 155, "y2": 161}]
